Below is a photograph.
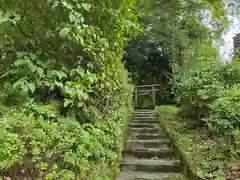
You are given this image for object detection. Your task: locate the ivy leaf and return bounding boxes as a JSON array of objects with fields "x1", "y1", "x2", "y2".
[
  {"x1": 82, "y1": 3, "x2": 91, "y2": 11},
  {"x1": 61, "y1": 1, "x2": 73, "y2": 9},
  {"x1": 64, "y1": 86, "x2": 77, "y2": 98},
  {"x1": 55, "y1": 81, "x2": 63, "y2": 87},
  {"x1": 52, "y1": 164, "x2": 58, "y2": 170},
  {"x1": 77, "y1": 102, "x2": 83, "y2": 107},
  {"x1": 29, "y1": 53, "x2": 36, "y2": 60},
  {"x1": 63, "y1": 99, "x2": 73, "y2": 107},
  {"x1": 69, "y1": 13, "x2": 77, "y2": 23},
  {"x1": 13, "y1": 58, "x2": 25, "y2": 67},
  {"x1": 77, "y1": 69, "x2": 84, "y2": 77},
  {"x1": 37, "y1": 68, "x2": 44, "y2": 77},
  {"x1": 0, "y1": 11, "x2": 8, "y2": 23},
  {"x1": 81, "y1": 93, "x2": 88, "y2": 101},
  {"x1": 57, "y1": 71, "x2": 67, "y2": 79},
  {"x1": 46, "y1": 172, "x2": 54, "y2": 180},
  {"x1": 59, "y1": 28, "x2": 70, "y2": 38},
  {"x1": 40, "y1": 162, "x2": 48, "y2": 170},
  {"x1": 28, "y1": 83, "x2": 36, "y2": 93},
  {"x1": 13, "y1": 14, "x2": 21, "y2": 21},
  {"x1": 6, "y1": 12, "x2": 21, "y2": 25},
  {"x1": 16, "y1": 52, "x2": 26, "y2": 58},
  {"x1": 52, "y1": 70, "x2": 67, "y2": 79},
  {"x1": 88, "y1": 75, "x2": 95, "y2": 84},
  {"x1": 13, "y1": 78, "x2": 34, "y2": 94}
]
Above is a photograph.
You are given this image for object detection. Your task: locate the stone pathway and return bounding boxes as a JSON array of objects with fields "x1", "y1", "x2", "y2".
[{"x1": 115, "y1": 109, "x2": 185, "y2": 180}]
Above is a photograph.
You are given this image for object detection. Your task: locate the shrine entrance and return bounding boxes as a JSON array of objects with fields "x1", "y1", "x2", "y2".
[{"x1": 133, "y1": 84, "x2": 161, "y2": 108}]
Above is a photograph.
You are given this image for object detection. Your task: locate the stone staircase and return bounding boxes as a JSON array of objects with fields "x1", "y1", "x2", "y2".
[{"x1": 115, "y1": 109, "x2": 185, "y2": 180}]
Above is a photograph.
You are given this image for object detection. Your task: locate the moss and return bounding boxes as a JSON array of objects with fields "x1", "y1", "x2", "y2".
[{"x1": 156, "y1": 106, "x2": 199, "y2": 179}]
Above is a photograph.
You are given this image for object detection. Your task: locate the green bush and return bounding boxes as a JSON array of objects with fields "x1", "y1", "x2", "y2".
[
  {"x1": 156, "y1": 105, "x2": 240, "y2": 179},
  {"x1": 0, "y1": 104, "x2": 131, "y2": 179},
  {"x1": 155, "y1": 105, "x2": 180, "y2": 120},
  {"x1": 204, "y1": 85, "x2": 240, "y2": 134},
  {"x1": 171, "y1": 60, "x2": 237, "y2": 121},
  {"x1": 136, "y1": 95, "x2": 153, "y2": 109},
  {"x1": 0, "y1": 0, "x2": 139, "y2": 178}
]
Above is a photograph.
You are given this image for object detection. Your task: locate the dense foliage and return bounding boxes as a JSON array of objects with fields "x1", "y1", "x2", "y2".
[
  {"x1": 124, "y1": 0, "x2": 228, "y2": 109},
  {"x1": 0, "y1": 0, "x2": 141, "y2": 179},
  {"x1": 1, "y1": 0, "x2": 239, "y2": 179},
  {"x1": 156, "y1": 105, "x2": 240, "y2": 179},
  {"x1": 124, "y1": 0, "x2": 227, "y2": 85},
  {"x1": 158, "y1": 4, "x2": 240, "y2": 177},
  {"x1": 124, "y1": 0, "x2": 240, "y2": 178},
  {"x1": 172, "y1": 57, "x2": 238, "y2": 121},
  {"x1": 171, "y1": 44, "x2": 240, "y2": 130},
  {"x1": 166, "y1": 33, "x2": 240, "y2": 179},
  {"x1": 206, "y1": 85, "x2": 240, "y2": 134}
]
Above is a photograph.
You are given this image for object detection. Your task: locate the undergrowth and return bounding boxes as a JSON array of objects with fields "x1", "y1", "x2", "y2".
[
  {"x1": 156, "y1": 105, "x2": 240, "y2": 180},
  {"x1": 0, "y1": 0, "x2": 139, "y2": 178},
  {"x1": 0, "y1": 103, "x2": 132, "y2": 179}
]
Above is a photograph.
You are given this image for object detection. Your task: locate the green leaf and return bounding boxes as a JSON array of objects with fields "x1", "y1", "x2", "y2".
[
  {"x1": 52, "y1": 164, "x2": 58, "y2": 170},
  {"x1": 55, "y1": 81, "x2": 63, "y2": 87},
  {"x1": 29, "y1": 53, "x2": 36, "y2": 60},
  {"x1": 0, "y1": 11, "x2": 8, "y2": 23},
  {"x1": 59, "y1": 28, "x2": 70, "y2": 38},
  {"x1": 69, "y1": 13, "x2": 77, "y2": 23},
  {"x1": 63, "y1": 99, "x2": 72, "y2": 107},
  {"x1": 37, "y1": 68, "x2": 44, "y2": 77},
  {"x1": 28, "y1": 83, "x2": 36, "y2": 93},
  {"x1": 52, "y1": 70, "x2": 67, "y2": 79},
  {"x1": 40, "y1": 162, "x2": 48, "y2": 170},
  {"x1": 82, "y1": 3, "x2": 91, "y2": 11},
  {"x1": 77, "y1": 102, "x2": 83, "y2": 107},
  {"x1": 13, "y1": 13, "x2": 21, "y2": 21},
  {"x1": 16, "y1": 52, "x2": 26, "y2": 58},
  {"x1": 13, "y1": 58, "x2": 25, "y2": 67},
  {"x1": 46, "y1": 172, "x2": 54, "y2": 180}
]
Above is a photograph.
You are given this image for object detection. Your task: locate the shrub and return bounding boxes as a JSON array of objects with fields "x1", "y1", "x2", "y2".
[
  {"x1": 0, "y1": 104, "x2": 131, "y2": 179},
  {"x1": 136, "y1": 95, "x2": 154, "y2": 109},
  {"x1": 204, "y1": 85, "x2": 240, "y2": 134},
  {"x1": 171, "y1": 60, "x2": 237, "y2": 121},
  {"x1": 0, "y1": 0, "x2": 139, "y2": 178},
  {"x1": 156, "y1": 105, "x2": 240, "y2": 179},
  {"x1": 155, "y1": 105, "x2": 181, "y2": 120}
]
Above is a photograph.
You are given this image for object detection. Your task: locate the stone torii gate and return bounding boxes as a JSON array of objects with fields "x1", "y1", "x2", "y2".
[{"x1": 133, "y1": 84, "x2": 161, "y2": 108}]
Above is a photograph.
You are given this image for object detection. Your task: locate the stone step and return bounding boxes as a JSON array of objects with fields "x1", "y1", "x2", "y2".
[
  {"x1": 130, "y1": 119, "x2": 159, "y2": 124},
  {"x1": 135, "y1": 109, "x2": 154, "y2": 112},
  {"x1": 123, "y1": 148, "x2": 175, "y2": 159},
  {"x1": 129, "y1": 123, "x2": 158, "y2": 128},
  {"x1": 134, "y1": 110, "x2": 154, "y2": 113},
  {"x1": 125, "y1": 139, "x2": 171, "y2": 149},
  {"x1": 133, "y1": 116, "x2": 156, "y2": 119},
  {"x1": 129, "y1": 128, "x2": 161, "y2": 134},
  {"x1": 136, "y1": 133, "x2": 167, "y2": 140},
  {"x1": 133, "y1": 112, "x2": 154, "y2": 115},
  {"x1": 120, "y1": 158, "x2": 182, "y2": 173},
  {"x1": 133, "y1": 114, "x2": 154, "y2": 116},
  {"x1": 133, "y1": 115, "x2": 154, "y2": 118},
  {"x1": 115, "y1": 171, "x2": 184, "y2": 180},
  {"x1": 134, "y1": 111, "x2": 154, "y2": 114},
  {"x1": 133, "y1": 118, "x2": 155, "y2": 120},
  {"x1": 133, "y1": 116, "x2": 154, "y2": 119},
  {"x1": 128, "y1": 133, "x2": 167, "y2": 140},
  {"x1": 116, "y1": 109, "x2": 185, "y2": 180},
  {"x1": 133, "y1": 113, "x2": 154, "y2": 115}
]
